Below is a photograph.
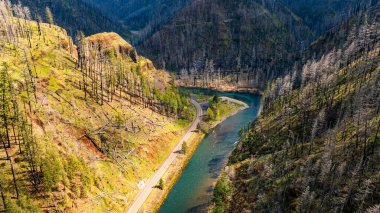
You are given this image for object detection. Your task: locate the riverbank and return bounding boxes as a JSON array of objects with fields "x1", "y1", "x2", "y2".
[
  {"x1": 140, "y1": 132, "x2": 205, "y2": 213},
  {"x1": 199, "y1": 96, "x2": 249, "y2": 132},
  {"x1": 208, "y1": 97, "x2": 249, "y2": 128},
  {"x1": 139, "y1": 97, "x2": 249, "y2": 213},
  {"x1": 158, "y1": 91, "x2": 261, "y2": 212},
  {"x1": 126, "y1": 100, "x2": 202, "y2": 213},
  {"x1": 176, "y1": 82, "x2": 263, "y2": 95}
]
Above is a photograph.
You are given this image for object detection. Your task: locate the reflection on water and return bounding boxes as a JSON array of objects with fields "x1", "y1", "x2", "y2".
[{"x1": 158, "y1": 88, "x2": 261, "y2": 213}]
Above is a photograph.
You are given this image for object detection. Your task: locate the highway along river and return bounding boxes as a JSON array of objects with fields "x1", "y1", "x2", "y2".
[{"x1": 158, "y1": 88, "x2": 261, "y2": 213}]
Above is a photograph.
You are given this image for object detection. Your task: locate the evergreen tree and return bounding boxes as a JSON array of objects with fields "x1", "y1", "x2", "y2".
[
  {"x1": 182, "y1": 141, "x2": 188, "y2": 154},
  {"x1": 206, "y1": 108, "x2": 214, "y2": 121}
]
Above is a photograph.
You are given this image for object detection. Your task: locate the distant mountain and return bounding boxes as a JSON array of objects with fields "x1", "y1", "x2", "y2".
[
  {"x1": 82, "y1": 0, "x2": 191, "y2": 41},
  {"x1": 73, "y1": 0, "x2": 379, "y2": 88},
  {"x1": 281, "y1": 0, "x2": 378, "y2": 35},
  {"x1": 12, "y1": 0, "x2": 131, "y2": 39},
  {"x1": 138, "y1": 0, "x2": 313, "y2": 90},
  {"x1": 214, "y1": 4, "x2": 380, "y2": 212},
  {"x1": 135, "y1": 0, "x2": 379, "y2": 91}
]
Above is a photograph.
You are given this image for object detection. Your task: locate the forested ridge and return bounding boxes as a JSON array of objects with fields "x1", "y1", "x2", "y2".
[
  {"x1": 9, "y1": 0, "x2": 377, "y2": 94},
  {"x1": 10, "y1": 0, "x2": 377, "y2": 93},
  {"x1": 12, "y1": 0, "x2": 131, "y2": 40},
  {"x1": 213, "y1": 4, "x2": 380, "y2": 213},
  {"x1": 137, "y1": 0, "x2": 378, "y2": 92},
  {"x1": 82, "y1": 0, "x2": 191, "y2": 43},
  {"x1": 282, "y1": 0, "x2": 379, "y2": 36},
  {"x1": 0, "y1": 1, "x2": 193, "y2": 211},
  {"x1": 139, "y1": 0, "x2": 313, "y2": 91}
]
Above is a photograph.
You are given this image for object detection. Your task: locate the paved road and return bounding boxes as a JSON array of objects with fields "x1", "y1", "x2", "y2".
[{"x1": 127, "y1": 99, "x2": 203, "y2": 213}]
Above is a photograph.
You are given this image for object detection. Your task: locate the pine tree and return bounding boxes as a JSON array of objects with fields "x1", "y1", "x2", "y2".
[
  {"x1": 206, "y1": 108, "x2": 214, "y2": 121},
  {"x1": 182, "y1": 141, "x2": 188, "y2": 154}
]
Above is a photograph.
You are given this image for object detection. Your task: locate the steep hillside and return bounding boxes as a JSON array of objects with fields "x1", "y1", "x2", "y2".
[
  {"x1": 138, "y1": 0, "x2": 312, "y2": 91},
  {"x1": 214, "y1": 5, "x2": 380, "y2": 213},
  {"x1": 83, "y1": 0, "x2": 190, "y2": 41},
  {"x1": 12, "y1": 0, "x2": 131, "y2": 39},
  {"x1": 281, "y1": 0, "x2": 378, "y2": 35},
  {"x1": 0, "y1": 1, "x2": 192, "y2": 211}
]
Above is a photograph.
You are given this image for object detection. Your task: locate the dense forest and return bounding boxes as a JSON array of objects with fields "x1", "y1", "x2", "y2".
[
  {"x1": 12, "y1": 0, "x2": 131, "y2": 39},
  {"x1": 82, "y1": 0, "x2": 191, "y2": 42},
  {"x1": 11, "y1": 0, "x2": 378, "y2": 93},
  {"x1": 282, "y1": 0, "x2": 378, "y2": 35},
  {"x1": 136, "y1": 0, "x2": 379, "y2": 92},
  {"x1": 138, "y1": 0, "x2": 313, "y2": 91},
  {"x1": 213, "y1": 4, "x2": 380, "y2": 212}
]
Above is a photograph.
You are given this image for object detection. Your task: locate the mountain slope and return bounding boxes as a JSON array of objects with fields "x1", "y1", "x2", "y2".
[
  {"x1": 214, "y1": 5, "x2": 380, "y2": 212},
  {"x1": 0, "y1": 1, "x2": 192, "y2": 211},
  {"x1": 82, "y1": 0, "x2": 191, "y2": 41},
  {"x1": 281, "y1": 0, "x2": 378, "y2": 35},
  {"x1": 138, "y1": 0, "x2": 312, "y2": 91},
  {"x1": 12, "y1": 0, "x2": 131, "y2": 39}
]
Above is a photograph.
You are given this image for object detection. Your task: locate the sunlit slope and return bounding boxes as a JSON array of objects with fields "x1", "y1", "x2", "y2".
[{"x1": 0, "y1": 8, "x2": 192, "y2": 212}]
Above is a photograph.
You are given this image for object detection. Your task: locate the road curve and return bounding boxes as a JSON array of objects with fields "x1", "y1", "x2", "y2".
[{"x1": 127, "y1": 99, "x2": 203, "y2": 213}]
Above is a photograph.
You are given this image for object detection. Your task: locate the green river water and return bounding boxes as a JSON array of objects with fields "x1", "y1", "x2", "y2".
[{"x1": 158, "y1": 88, "x2": 261, "y2": 213}]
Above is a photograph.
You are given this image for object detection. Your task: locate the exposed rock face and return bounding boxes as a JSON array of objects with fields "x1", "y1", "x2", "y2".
[{"x1": 86, "y1": 32, "x2": 138, "y2": 62}]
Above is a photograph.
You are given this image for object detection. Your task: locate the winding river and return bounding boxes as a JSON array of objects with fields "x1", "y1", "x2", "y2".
[{"x1": 158, "y1": 88, "x2": 261, "y2": 213}]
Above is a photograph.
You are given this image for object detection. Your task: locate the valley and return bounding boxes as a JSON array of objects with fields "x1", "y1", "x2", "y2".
[
  {"x1": 158, "y1": 89, "x2": 261, "y2": 213},
  {"x1": 0, "y1": 0, "x2": 379, "y2": 213},
  {"x1": 130, "y1": 89, "x2": 255, "y2": 213}
]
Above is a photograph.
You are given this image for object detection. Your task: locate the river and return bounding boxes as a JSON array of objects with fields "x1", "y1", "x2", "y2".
[{"x1": 158, "y1": 88, "x2": 261, "y2": 213}]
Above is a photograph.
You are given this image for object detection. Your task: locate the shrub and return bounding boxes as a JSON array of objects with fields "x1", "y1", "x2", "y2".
[
  {"x1": 80, "y1": 164, "x2": 94, "y2": 198},
  {"x1": 206, "y1": 108, "x2": 215, "y2": 121},
  {"x1": 213, "y1": 175, "x2": 231, "y2": 213},
  {"x1": 71, "y1": 185, "x2": 80, "y2": 198},
  {"x1": 114, "y1": 112, "x2": 125, "y2": 128},
  {"x1": 42, "y1": 149, "x2": 64, "y2": 192},
  {"x1": 65, "y1": 155, "x2": 82, "y2": 180},
  {"x1": 182, "y1": 141, "x2": 188, "y2": 154},
  {"x1": 5, "y1": 195, "x2": 40, "y2": 213},
  {"x1": 157, "y1": 178, "x2": 164, "y2": 190}
]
